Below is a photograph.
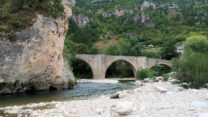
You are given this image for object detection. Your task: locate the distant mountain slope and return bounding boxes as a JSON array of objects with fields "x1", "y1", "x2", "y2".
[{"x1": 67, "y1": 0, "x2": 208, "y2": 53}]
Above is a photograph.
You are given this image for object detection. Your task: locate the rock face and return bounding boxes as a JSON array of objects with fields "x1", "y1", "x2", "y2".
[
  {"x1": 71, "y1": 14, "x2": 93, "y2": 28},
  {"x1": 0, "y1": 0, "x2": 75, "y2": 94},
  {"x1": 102, "y1": 7, "x2": 139, "y2": 18}
]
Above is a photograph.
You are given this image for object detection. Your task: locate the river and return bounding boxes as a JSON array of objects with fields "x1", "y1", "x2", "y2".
[{"x1": 0, "y1": 81, "x2": 136, "y2": 107}]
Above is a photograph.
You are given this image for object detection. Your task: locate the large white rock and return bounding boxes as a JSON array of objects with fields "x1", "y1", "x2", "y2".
[
  {"x1": 143, "y1": 78, "x2": 153, "y2": 83},
  {"x1": 154, "y1": 86, "x2": 168, "y2": 93},
  {"x1": 119, "y1": 92, "x2": 128, "y2": 98},
  {"x1": 204, "y1": 84, "x2": 208, "y2": 88},
  {"x1": 156, "y1": 76, "x2": 163, "y2": 81},
  {"x1": 0, "y1": 78, "x2": 4, "y2": 83},
  {"x1": 135, "y1": 80, "x2": 144, "y2": 86},
  {"x1": 111, "y1": 101, "x2": 133, "y2": 116},
  {"x1": 172, "y1": 86, "x2": 184, "y2": 92}
]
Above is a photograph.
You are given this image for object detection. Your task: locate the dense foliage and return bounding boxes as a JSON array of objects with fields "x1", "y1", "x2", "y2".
[
  {"x1": 64, "y1": 19, "x2": 101, "y2": 55},
  {"x1": 151, "y1": 65, "x2": 171, "y2": 76},
  {"x1": 136, "y1": 65, "x2": 170, "y2": 80},
  {"x1": 104, "y1": 37, "x2": 141, "y2": 56},
  {"x1": 172, "y1": 38, "x2": 208, "y2": 88},
  {"x1": 161, "y1": 40, "x2": 179, "y2": 60},
  {"x1": 136, "y1": 69, "x2": 150, "y2": 80}
]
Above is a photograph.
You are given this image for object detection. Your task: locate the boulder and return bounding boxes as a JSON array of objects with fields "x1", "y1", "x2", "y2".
[
  {"x1": 133, "y1": 88, "x2": 142, "y2": 93},
  {"x1": 119, "y1": 92, "x2": 128, "y2": 98},
  {"x1": 156, "y1": 76, "x2": 163, "y2": 81},
  {"x1": 180, "y1": 83, "x2": 189, "y2": 89},
  {"x1": 143, "y1": 78, "x2": 153, "y2": 83},
  {"x1": 96, "y1": 107, "x2": 104, "y2": 115},
  {"x1": 135, "y1": 80, "x2": 144, "y2": 86},
  {"x1": 0, "y1": 79, "x2": 4, "y2": 83},
  {"x1": 110, "y1": 93, "x2": 119, "y2": 99},
  {"x1": 110, "y1": 89, "x2": 134, "y2": 99},
  {"x1": 110, "y1": 91, "x2": 128, "y2": 99},
  {"x1": 154, "y1": 86, "x2": 168, "y2": 93},
  {"x1": 172, "y1": 86, "x2": 184, "y2": 92},
  {"x1": 111, "y1": 102, "x2": 133, "y2": 116},
  {"x1": 204, "y1": 84, "x2": 208, "y2": 89}
]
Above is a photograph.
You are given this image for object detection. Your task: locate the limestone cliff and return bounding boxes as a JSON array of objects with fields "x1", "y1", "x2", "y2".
[{"x1": 0, "y1": 0, "x2": 75, "y2": 94}]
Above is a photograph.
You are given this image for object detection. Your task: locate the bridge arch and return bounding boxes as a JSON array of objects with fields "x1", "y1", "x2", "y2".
[
  {"x1": 147, "y1": 59, "x2": 171, "y2": 69},
  {"x1": 148, "y1": 63, "x2": 171, "y2": 69},
  {"x1": 149, "y1": 63, "x2": 171, "y2": 68},
  {"x1": 105, "y1": 59, "x2": 137, "y2": 78},
  {"x1": 150, "y1": 64, "x2": 172, "y2": 76},
  {"x1": 73, "y1": 58, "x2": 95, "y2": 79}
]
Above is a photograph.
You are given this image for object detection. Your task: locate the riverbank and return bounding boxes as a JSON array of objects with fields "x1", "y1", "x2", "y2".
[
  {"x1": 77, "y1": 79, "x2": 119, "y2": 84},
  {"x1": 1, "y1": 80, "x2": 208, "y2": 117}
]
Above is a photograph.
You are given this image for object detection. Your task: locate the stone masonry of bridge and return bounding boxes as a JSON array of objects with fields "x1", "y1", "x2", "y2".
[{"x1": 75, "y1": 54, "x2": 171, "y2": 79}]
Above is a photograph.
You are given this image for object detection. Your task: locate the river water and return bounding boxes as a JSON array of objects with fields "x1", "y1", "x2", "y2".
[{"x1": 0, "y1": 81, "x2": 136, "y2": 107}]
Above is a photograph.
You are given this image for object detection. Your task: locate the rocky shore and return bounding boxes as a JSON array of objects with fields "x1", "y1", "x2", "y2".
[{"x1": 1, "y1": 80, "x2": 208, "y2": 117}]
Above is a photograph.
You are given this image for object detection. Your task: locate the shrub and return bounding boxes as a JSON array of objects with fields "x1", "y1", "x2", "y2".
[
  {"x1": 11, "y1": 0, "x2": 25, "y2": 12},
  {"x1": 161, "y1": 40, "x2": 178, "y2": 60},
  {"x1": 162, "y1": 74, "x2": 169, "y2": 81},
  {"x1": 136, "y1": 69, "x2": 150, "y2": 80},
  {"x1": 8, "y1": 32, "x2": 17, "y2": 42},
  {"x1": 0, "y1": 26, "x2": 7, "y2": 32},
  {"x1": 151, "y1": 65, "x2": 171, "y2": 76},
  {"x1": 68, "y1": 79, "x2": 77, "y2": 89},
  {"x1": 149, "y1": 70, "x2": 159, "y2": 78},
  {"x1": 22, "y1": 0, "x2": 40, "y2": 11},
  {"x1": 172, "y1": 38, "x2": 208, "y2": 88},
  {"x1": 9, "y1": 20, "x2": 25, "y2": 29},
  {"x1": 41, "y1": 0, "x2": 64, "y2": 17}
]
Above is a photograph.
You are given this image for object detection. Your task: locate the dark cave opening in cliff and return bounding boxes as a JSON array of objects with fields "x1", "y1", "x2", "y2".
[
  {"x1": 105, "y1": 60, "x2": 135, "y2": 79},
  {"x1": 71, "y1": 59, "x2": 93, "y2": 79}
]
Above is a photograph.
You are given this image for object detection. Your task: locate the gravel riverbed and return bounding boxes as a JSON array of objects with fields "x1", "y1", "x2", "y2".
[{"x1": 1, "y1": 80, "x2": 208, "y2": 117}]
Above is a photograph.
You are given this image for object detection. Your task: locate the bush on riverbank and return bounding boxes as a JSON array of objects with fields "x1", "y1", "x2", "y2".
[
  {"x1": 136, "y1": 69, "x2": 149, "y2": 80},
  {"x1": 172, "y1": 38, "x2": 208, "y2": 88},
  {"x1": 136, "y1": 69, "x2": 159, "y2": 80}
]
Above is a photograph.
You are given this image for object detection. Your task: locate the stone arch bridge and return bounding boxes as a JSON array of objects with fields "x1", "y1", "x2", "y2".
[{"x1": 75, "y1": 54, "x2": 171, "y2": 79}]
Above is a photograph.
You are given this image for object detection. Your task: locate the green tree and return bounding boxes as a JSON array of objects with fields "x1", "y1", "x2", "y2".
[
  {"x1": 172, "y1": 38, "x2": 208, "y2": 88},
  {"x1": 161, "y1": 40, "x2": 178, "y2": 60},
  {"x1": 104, "y1": 43, "x2": 121, "y2": 55},
  {"x1": 119, "y1": 36, "x2": 141, "y2": 56}
]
